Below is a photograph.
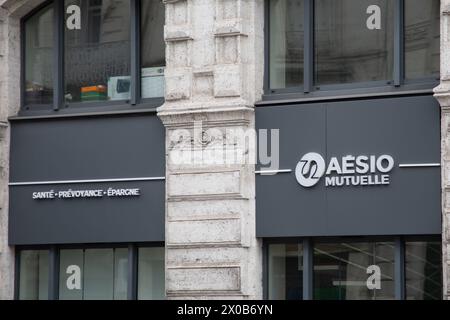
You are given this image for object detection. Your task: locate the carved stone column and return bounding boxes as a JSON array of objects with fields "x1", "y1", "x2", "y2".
[
  {"x1": 158, "y1": 0, "x2": 264, "y2": 299},
  {"x1": 433, "y1": 0, "x2": 450, "y2": 301}
]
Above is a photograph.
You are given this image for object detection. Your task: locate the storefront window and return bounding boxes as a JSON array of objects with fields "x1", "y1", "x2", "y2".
[
  {"x1": 405, "y1": 240, "x2": 442, "y2": 300},
  {"x1": 315, "y1": 0, "x2": 394, "y2": 86},
  {"x1": 18, "y1": 250, "x2": 49, "y2": 300},
  {"x1": 141, "y1": 0, "x2": 165, "y2": 99},
  {"x1": 59, "y1": 248, "x2": 128, "y2": 300},
  {"x1": 24, "y1": 4, "x2": 54, "y2": 105},
  {"x1": 405, "y1": 0, "x2": 440, "y2": 80},
  {"x1": 64, "y1": 0, "x2": 131, "y2": 104},
  {"x1": 268, "y1": 243, "x2": 303, "y2": 300},
  {"x1": 269, "y1": 0, "x2": 304, "y2": 89},
  {"x1": 314, "y1": 241, "x2": 395, "y2": 300},
  {"x1": 138, "y1": 247, "x2": 165, "y2": 300}
]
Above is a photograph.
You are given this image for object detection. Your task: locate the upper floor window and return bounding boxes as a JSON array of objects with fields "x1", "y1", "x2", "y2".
[
  {"x1": 22, "y1": 0, "x2": 166, "y2": 112},
  {"x1": 267, "y1": 0, "x2": 440, "y2": 93},
  {"x1": 24, "y1": 3, "x2": 54, "y2": 106}
]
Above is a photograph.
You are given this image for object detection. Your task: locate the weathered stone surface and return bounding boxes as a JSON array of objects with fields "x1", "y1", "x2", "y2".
[
  {"x1": 434, "y1": 0, "x2": 450, "y2": 301},
  {"x1": 0, "y1": 0, "x2": 50, "y2": 300},
  {"x1": 159, "y1": 0, "x2": 264, "y2": 299}
]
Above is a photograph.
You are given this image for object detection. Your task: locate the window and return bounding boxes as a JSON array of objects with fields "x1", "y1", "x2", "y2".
[
  {"x1": 64, "y1": 0, "x2": 131, "y2": 104},
  {"x1": 140, "y1": 0, "x2": 166, "y2": 99},
  {"x1": 24, "y1": 4, "x2": 54, "y2": 106},
  {"x1": 18, "y1": 250, "x2": 49, "y2": 300},
  {"x1": 137, "y1": 247, "x2": 165, "y2": 300},
  {"x1": 59, "y1": 248, "x2": 128, "y2": 300},
  {"x1": 17, "y1": 244, "x2": 165, "y2": 300},
  {"x1": 315, "y1": 0, "x2": 394, "y2": 86},
  {"x1": 405, "y1": 0, "x2": 440, "y2": 80},
  {"x1": 268, "y1": 243, "x2": 303, "y2": 300},
  {"x1": 266, "y1": 237, "x2": 442, "y2": 300},
  {"x1": 22, "y1": 0, "x2": 166, "y2": 111},
  {"x1": 314, "y1": 241, "x2": 395, "y2": 300},
  {"x1": 269, "y1": 0, "x2": 304, "y2": 89},
  {"x1": 266, "y1": 0, "x2": 440, "y2": 93},
  {"x1": 405, "y1": 240, "x2": 442, "y2": 300}
]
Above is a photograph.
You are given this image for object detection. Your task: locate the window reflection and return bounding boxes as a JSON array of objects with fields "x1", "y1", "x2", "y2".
[
  {"x1": 315, "y1": 0, "x2": 394, "y2": 86},
  {"x1": 64, "y1": 0, "x2": 131, "y2": 103},
  {"x1": 138, "y1": 247, "x2": 165, "y2": 300},
  {"x1": 141, "y1": 0, "x2": 166, "y2": 99},
  {"x1": 24, "y1": 4, "x2": 54, "y2": 105},
  {"x1": 19, "y1": 250, "x2": 49, "y2": 300},
  {"x1": 405, "y1": 0, "x2": 440, "y2": 80},
  {"x1": 405, "y1": 241, "x2": 442, "y2": 300},
  {"x1": 313, "y1": 242, "x2": 395, "y2": 300},
  {"x1": 269, "y1": 0, "x2": 304, "y2": 89},
  {"x1": 268, "y1": 244, "x2": 303, "y2": 300},
  {"x1": 58, "y1": 248, "x2": 128, "y2": 300}
]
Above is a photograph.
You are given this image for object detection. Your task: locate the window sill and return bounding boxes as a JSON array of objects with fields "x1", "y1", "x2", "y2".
[
  {"x1": 11, "y1": 100, "x2": 164, "y2": 121},
  {"x1": 257, "y1": 81, "x2": 439, "y2": 106}
]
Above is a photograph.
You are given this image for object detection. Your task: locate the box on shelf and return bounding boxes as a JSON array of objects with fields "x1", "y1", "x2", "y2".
[{"x1": 141, "y1": 66, "x2": 165, "y2": 99}]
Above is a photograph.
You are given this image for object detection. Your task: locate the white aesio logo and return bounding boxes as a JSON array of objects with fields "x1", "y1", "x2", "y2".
[
  {"x1": 295, "y1": 153, "x2": 326, "y2": 187},
  {"x1": 296, "y1": 152, "x2": 394, "y2": 188}
]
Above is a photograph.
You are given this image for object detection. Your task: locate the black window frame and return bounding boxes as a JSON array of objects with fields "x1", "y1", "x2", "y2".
[
  {"x1": 263, "y1": 0, "x2": 440, "y2": 102},
  {"x1": 14, "y1": 242, "x2": 165, "y2": 300},
  {"x1": 263, "y1": 235, "x2": 442, "y2": 300},
  {"x1": 20, "y1": 0, "x2": 165, "y2": 117}
]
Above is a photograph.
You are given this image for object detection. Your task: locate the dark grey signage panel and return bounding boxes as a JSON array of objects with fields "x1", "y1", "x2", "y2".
[
  {"x1": 9, "y1": 181, "x2": 164, "y2": 245},
  {"x1": 10, "y1": 114, "x2": 165, "y2": 182},
  {"x1": 256, "y1": 95, "x2": 441, "y2": 237},
  {"x1": 9, "y1": 114, "x2": 165, "y2": 245}
]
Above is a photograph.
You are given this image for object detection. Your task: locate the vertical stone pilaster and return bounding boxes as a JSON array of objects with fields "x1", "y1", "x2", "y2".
[
  {"x1": 0, "y1": 0, "x2": 46, "y2": 300},
  {"x1": 434, "y1": 0, "x2": 450, "y2": 301},
  {"x1": 159, "y1": 0, "x2": 264, "y2": 299}
]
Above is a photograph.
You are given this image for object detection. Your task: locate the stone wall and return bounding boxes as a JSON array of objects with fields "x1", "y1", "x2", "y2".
[
  {"x1": 434, "y1": 0, "x2": 450, "y2": 301},
  {"x1": 0, "y1": 0, "x2": 47, "y2": 300},
  {"x1": 158, "y1": 0, "x2": 264, "y2": 299}
]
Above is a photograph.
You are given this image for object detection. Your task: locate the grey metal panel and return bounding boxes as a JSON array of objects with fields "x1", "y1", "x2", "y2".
[
  {"x1": 256, "y1": 104, "x2": 327, "y2": 236},
  {"x1": 9, "y1": 114, "x2": 165, "y2": 245},
  {"x1": 10, "y1": 114, "x2": 165, "y2": 181},
  {"x1": 256, "y1": 95, "x2": 441, "y2": 237},
  {"x1": 9, "y1": 180, "x2": 165, "y2": 245}
]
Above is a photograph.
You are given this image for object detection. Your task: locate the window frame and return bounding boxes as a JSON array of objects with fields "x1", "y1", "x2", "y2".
[
  {"x1": 20, "y1": 0, "x2": 165, "y2": 117},
  {"x1": 14, "y1": 242, "x2": 165, "y2": 300},
  {"x1": 263, "y1": 235, "x2": 442, "y2": 300},
  {"x1": 263, "y1": 0, "x2": 440, "y2": 101}
]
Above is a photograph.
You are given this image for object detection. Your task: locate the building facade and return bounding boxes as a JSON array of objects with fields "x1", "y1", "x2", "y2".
[{"x1": 0, "y1": 0, "x2": 446, "y2": 300}]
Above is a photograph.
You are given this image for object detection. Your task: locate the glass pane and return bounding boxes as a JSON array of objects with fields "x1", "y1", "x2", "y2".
[
  {"x1": 405, "y1": 241, "x2": 442, "y2": 300},
  {"x1": 269, "y1": 0, "x2": 304, "y2": 89},
  {"x1": 141, "y1": 0, "x2": 165, "y2": 99},
  {"x1": 268, "y1": 243, "x2": 303, "y2": 300},
  {"x1": 405, "y1": 0, "x2": 440, "y2": 80},
  {"x1": 64, "y1": 0, "x2": 131, "y2": 103},
  {"x1": 138, "y1": 247, "x2": 165, "y2": 300},
  {"x1": 315, "y1": 0, "x2": 394, "y2": 85},
  {"x1": 113, "y1": 248, "x2": 129, "y2": 300},
  {"x1": 19, "y1": 250, "x2": 49, "y2": 300},
  {"x1": 84, "y1": 249, "x2": 114, "y2": 300},
  {"x1": 24, "y1": 4, "x2": 54, "y2": 105},
  {"x1": 59, "y1": 249, "x2": 84, "y2": 300},
  {"x1": 314, "y1": 241, "x2": 395, "y2": 300}
]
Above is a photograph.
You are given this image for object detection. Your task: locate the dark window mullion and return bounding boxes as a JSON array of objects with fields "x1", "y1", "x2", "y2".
[
  {"x1": 127, "y1": 244, "x2": 138, "y2": 300},
  {"x1": 264, "y1": 0, "x2": 270, "y2": 93},
  {"x1": 48, "y1": 246, "x2": 59, "y2": 300},
  {"x1": 303, "y1": 238, "x2": 313, "y2": 300},
  {"x1": 395, "y1": 237, "x2": 406, "y2": 300},
  {"x1": 304, "y1": 0, "x2": 314, "y2": 93},
  {"x1": 53, "y1": 0, "x2": 64, "y2": 110},
  {"x1": 130, "y1": 0, "x2": 140, "y2": 105},
  {"x1": 394, "y1": 0, "x2": 405, "y2": 86}
]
